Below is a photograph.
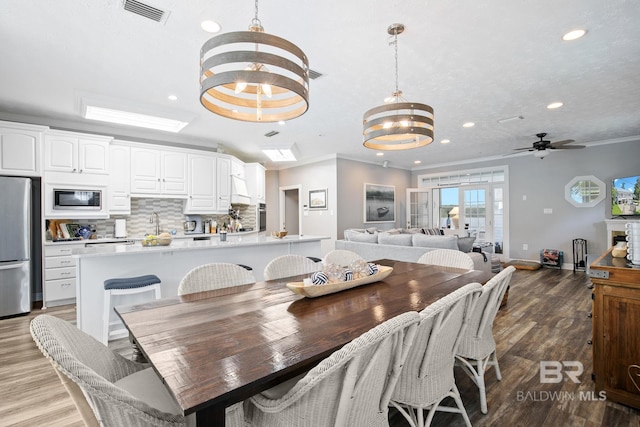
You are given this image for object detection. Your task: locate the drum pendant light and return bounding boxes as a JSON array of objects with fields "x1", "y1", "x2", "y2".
[
  {"x1": 363, "y1": 24, "x2": 434, "y2": 150},
  {"x1": 200, "y1": 0, "x2": 309, "y2": 122}
]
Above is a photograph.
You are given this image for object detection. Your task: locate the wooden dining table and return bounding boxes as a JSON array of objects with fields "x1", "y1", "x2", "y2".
[{"x1": 115, "y1": 259, "x2": 494, "y2": 427}]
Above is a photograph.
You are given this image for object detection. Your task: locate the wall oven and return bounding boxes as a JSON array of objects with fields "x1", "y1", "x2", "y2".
[
  {"x1": 259, "y1": 203, "x2": 266, "y2": 232},
  {"x1": 53, "y1": 188, "x2": 102, "y2": 210}
]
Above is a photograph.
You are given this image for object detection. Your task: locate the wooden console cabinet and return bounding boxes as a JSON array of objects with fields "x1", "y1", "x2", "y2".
[{"x1": 590, "y1": 248, "x2": 640, "y2": 409}]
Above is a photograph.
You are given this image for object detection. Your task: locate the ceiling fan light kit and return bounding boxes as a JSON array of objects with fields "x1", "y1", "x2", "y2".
[
  {"x1": 199, "y1": 0, "x2": 309, "y2": 122},
  {"x1": 363, "y1": 23, "x2": 434, "y2": 151}
]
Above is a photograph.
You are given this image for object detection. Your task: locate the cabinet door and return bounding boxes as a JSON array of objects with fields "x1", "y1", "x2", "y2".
[
  {"x1": 109, "y1": 145, "x2": 131, "y2": 213},
  {"x1": 216, "y1": 156, "x2": 231, "y2": 212},
  {"x1": 0, "y1": 127, "x2": 41, "y2": 176},
  {"x1": 130, "y1": 147, "x2": 161, "y2": 194},
  {"x1": 161, "y1": 151, "x2": 188, "y2": 195},
  {"x1": 245, "y1": 163, "x2": 266, "y2": 203},
  {"x1": 45, "y1": 135, "x2": 78, "y2": 172},
  {"x1": 78, "y1": 138, "x2": 109, "y2": 174},
  {"x1": 185, "y1": 154, "x2": 216, "y2": 213}
]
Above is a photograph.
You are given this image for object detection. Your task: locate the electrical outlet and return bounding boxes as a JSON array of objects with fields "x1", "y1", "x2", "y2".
[{"x1": 523, "y1": 243, "x2": 528, "y2": 250}]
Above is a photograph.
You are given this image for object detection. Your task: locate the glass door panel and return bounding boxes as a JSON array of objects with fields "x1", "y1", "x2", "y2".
[
  {"x1": 461, "y1": 186, "x2": 491, "y2": 243},
  {"x1": 406, "y1": 188, "x2": 430, "y2": 230}
]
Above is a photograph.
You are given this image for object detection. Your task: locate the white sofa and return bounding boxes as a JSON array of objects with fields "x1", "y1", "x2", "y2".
[{"x1": 335, "y1": 229, "x2": 491, "y2": 274}]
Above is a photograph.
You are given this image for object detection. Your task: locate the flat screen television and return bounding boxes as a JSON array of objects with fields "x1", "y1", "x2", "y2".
[{"x1": 611, "y1": 175, "x2": 640, "y2": 217}]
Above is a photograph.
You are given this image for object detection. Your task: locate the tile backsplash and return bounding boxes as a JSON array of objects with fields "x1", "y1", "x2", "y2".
[{"x1": 45, "y1": 198, "x2": 256, "y2": 239}]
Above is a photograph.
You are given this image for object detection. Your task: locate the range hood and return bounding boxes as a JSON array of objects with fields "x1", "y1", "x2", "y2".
[{"x1": 231, "y1": 176, "x2": 251, "y2": 205}]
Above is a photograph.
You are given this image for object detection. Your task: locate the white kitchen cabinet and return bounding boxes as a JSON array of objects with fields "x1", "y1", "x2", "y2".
[
  {"x1": 109, "y1": 144, "x2": 131, "y2": 214},
  {"x1": 130, "y1": 146, "x2": 187, "y2": 196},
  {"x1": 231, "y1": 157, "x2": 245, "y2": 178},
  {"x1": 245, "y1": 163, "x2": 266, "y2": 203},
  {"x1": 216, "y1": 155, "x2": 231, "y2": 212},
  {"x1": 43, "y1": 243, "x2": 84, "y2": 307},
  {"x1": 184, "y1": 153, "x2": 217, "y2": 213},
  {"x1": 0, "y1": 121, "x2": 46, "y2": 177},
  {"x1": 45, "y1": 130, "x2": 111, "y2": 176}
]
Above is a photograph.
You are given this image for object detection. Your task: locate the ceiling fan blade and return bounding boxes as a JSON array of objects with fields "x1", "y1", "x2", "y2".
[
  {"x1": 513, "y1": 147, "x2": 534, "y2": 151},
  {"x1": 552, "y1": 144, "x2": 585, "y2": 149},
  {"x1": 550, "y1": 139, "x2": 575, "y2": 147}
]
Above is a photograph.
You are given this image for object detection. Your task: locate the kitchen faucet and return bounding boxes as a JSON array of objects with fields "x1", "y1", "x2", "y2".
[{"x1": 150, "y1": 212, "x2": 160, "y2": 235}]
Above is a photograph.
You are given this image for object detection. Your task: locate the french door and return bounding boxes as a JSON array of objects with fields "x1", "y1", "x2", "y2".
[{"x1": 406, "y1": 188, "x2": 430, "y2": 229}]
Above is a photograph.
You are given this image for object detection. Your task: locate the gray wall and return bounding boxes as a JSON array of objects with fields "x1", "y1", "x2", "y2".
[
  {"x1": 336, "y1": 158, "x2": 412, "y2": 238},
  {"x1": 412, "y1": 139, "x2": 640, "y2": 263},
  {"x1": 271, "y1": 158, "x2": 338, "y2": 254}
]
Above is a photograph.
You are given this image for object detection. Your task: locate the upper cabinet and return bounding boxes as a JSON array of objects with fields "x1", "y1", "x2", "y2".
[
  {"x1": 231, "y1": 158, "x2": 245, "y2": 179},
  {"x1": 216, "y1": 155, "x2": 231, "y2": 212},
  {"x1": 184, "y1": 153, "x2": 217, "y2": 214},
  {"x1": 0, "y1": 121, "x2": 46, "y2": 177},
  {"x1": 44, "y1": 130, "x2": 111, "y2": 181},
  {"x1": 130, "y1": 146, "x2": 187, "y2": 197},
  {"x1": 245, "y1": 163, "x2": 266, "y2": 204},
  {"x1": 108, "y1": 143, "x2": 131, "y2": 214}
]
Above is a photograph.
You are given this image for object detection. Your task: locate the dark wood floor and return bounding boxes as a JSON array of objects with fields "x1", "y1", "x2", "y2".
[{"x1": 1, "y1": 267, "x2": 639, "y2": 426}]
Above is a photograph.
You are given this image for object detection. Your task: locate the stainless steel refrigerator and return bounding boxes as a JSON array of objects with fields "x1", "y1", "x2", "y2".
[{"x1": 0, "y1": 176, "x2": 31, "y2": 318}]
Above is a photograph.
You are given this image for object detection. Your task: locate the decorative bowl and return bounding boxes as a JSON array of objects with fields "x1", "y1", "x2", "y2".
[
  {"x1": 272, "y1": 231, "x2": 288, "y2": 239},
  {"x1": 286, "y1": 265, "x2": 393, "y2": 298}
]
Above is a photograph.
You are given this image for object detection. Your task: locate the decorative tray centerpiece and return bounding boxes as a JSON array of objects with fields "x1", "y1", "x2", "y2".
[
  {"x1": 286, "y1": 262, "x2": 393, "y2": 298},
  {"x1": 141, "y1": 233, "x2": 172, "y2": 247}
]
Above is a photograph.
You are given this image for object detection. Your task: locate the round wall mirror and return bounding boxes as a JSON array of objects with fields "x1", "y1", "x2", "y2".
[{"x1": 565, "y1": 175, "x2": 605, "y2": 207}]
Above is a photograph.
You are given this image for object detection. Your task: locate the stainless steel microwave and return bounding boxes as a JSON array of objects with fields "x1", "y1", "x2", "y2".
[{"x1": 53, "y1": 189, "x2": 102, "y2": 210}]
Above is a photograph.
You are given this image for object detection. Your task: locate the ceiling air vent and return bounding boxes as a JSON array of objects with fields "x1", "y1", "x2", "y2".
[
  {"x1": 264, "y1": 130, "x2": 280, "y2": 137},
  {"x1": 308, "y1": 69, "x2": 324, "y2": 80},
  {"x1": 122, "y1": 0, "x2": 170, "y2": 24}
]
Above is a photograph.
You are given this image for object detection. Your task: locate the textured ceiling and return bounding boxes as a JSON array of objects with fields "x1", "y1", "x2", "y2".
[{"x1": 1, "y1": 0, "x2": 639, "y2": 170}]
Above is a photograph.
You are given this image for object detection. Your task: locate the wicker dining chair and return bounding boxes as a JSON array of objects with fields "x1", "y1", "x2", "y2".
[
  {"x1": 455, "y1": 265, "x2": 516, "y2": 414},
  {"x1": 245, "y1": 311, "x2": 421, "y2": 427},
  {"x1": 30, "y1": 314, "x2": 244, "y2": 427},
  {"x1": 263, "y1": 254, "x2": 322, "y2": 281},
  {"x1": 323, "y1": 249, "x2": 365, "y2": 267},
  {"x1": 177, "y1": 262, "x2": 256, "y2": 296},
  {"x1": 390, "y1": 282, "x2": 483, "y2": 427},
  {"x1": 417, "y1": 249, "x2": 475, "y2": 271}
]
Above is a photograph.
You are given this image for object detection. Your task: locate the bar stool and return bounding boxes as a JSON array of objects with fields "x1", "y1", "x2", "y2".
[{"x1": 102, "y1": 274, "x2": 162, "y2": 347}]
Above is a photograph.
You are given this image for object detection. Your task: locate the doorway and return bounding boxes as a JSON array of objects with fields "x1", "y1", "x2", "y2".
[{"x1": 279, "y1": 185, "x2": 301, "y2": 234}]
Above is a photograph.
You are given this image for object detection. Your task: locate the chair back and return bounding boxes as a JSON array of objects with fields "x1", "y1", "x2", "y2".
[
  {"x1": 263, "y1": 254, "x2": 321, "y2": 281},
  {"x1": 457, "y1": 266, "x2": 515, "y2": 359},
  {"x1": 178, "y1": 262, "x2": 256, "y2": 296},
  {"x1": 30, "y1": 315, "x2": 186, "y2": 427},
  {"x1": 248, "y1": 311, "x2": 420, "y2": 427},
  {"x1": 392, "y1": 282, "x2": 483, "y2": 405},
  {"x1": 323, "y1": 249, "x2": 365, "y2": 267},
  {"x1": 417, "y1": 249, "x2": 475, "y2": 271}
]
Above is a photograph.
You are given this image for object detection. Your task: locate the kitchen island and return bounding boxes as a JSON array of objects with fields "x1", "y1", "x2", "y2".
[{"x1": 72, "y1": 234, "x2": 328, "y2": 342}]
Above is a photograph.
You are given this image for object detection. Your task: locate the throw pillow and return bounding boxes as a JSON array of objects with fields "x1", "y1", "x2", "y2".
[{"x1": 457, "y1": 236, "x2": 476, "y2": 253}]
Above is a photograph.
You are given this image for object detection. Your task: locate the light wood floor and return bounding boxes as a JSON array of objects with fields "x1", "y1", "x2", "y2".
[{"x1": 1, "y1": 268, "x2": 639, "y2": 427}]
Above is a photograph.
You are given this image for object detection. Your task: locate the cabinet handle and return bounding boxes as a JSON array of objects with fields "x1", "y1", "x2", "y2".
[
  {"x1": 61, "y1": 260, "x2": 71, "y2": 265},
  {"x1": 79, "y1": 169, "x2": 83, "y2": 173},
  {"x1": 72, "y1": 168, "x2": 77, "y2": 172},
  {"x1": 62, "y1": 283, "x2": 71, "y2": 287},
  {"x1": 61, "y1": 272, "x2": 71, "y2": 276}
]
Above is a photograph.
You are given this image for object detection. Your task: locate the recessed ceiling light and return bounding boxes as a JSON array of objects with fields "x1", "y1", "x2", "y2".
[
  {"x1": 278, "y1": 120, "x2": 286, "y2": 126},
  {"x1": 376, "y1": 152, "x2": 384, "y2": 157},
  {"x1": 547, "y1": 102, "x2": 564, "y2": 109},
  {"x1": 440, "y1": 139, "x2": 450, "y2": 144},
  {"x1": 562, "y1": 29, "x2": 586, "y2": 41},
  {"x1": 201, "y1": 20, "x2": 221, "y2": 33},
  {"x1": 414, "y1": 160, "x2": 421, "y2": 164},
  {"x1": 168, "y1": 95, "x2": 178, "y2": 101},
  {"x1": 463, "y1": 122, "x2": 475, "y2": 128}
]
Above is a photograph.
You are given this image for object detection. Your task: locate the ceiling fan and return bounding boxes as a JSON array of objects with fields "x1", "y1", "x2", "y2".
[{"x1": 509, "y1": 133, "x2": 585, "y2": 159}]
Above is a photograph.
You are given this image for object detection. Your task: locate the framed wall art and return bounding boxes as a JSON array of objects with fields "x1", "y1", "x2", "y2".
[
  {"x1": 364, "y1": 183, "x2": 395, "y2": 223},
  {"x1": 309, "y1": 188, "x2": 328, "y2": 210}
]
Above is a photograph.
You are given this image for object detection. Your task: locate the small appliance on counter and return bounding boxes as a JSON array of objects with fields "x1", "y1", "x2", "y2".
[{"x1": 183, "y1": 215, "x2": 203, "y2": 234}]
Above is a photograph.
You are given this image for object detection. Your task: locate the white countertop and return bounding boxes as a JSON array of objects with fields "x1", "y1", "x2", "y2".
[
  {"x1": 44, "y1": 230, "x2": 259, "y2": 246},
  {"x1": 71, "y1": 234, "x2": 329, "y2": 258}
]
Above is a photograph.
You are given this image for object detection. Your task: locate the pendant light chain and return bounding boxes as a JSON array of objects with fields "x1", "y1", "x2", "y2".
[
  {"x1": 393, "y1": 29, "x2": 399, "y2": 102},
  {"x1": 252, "y1": 0, "x2": 261, "y2": 27}
]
